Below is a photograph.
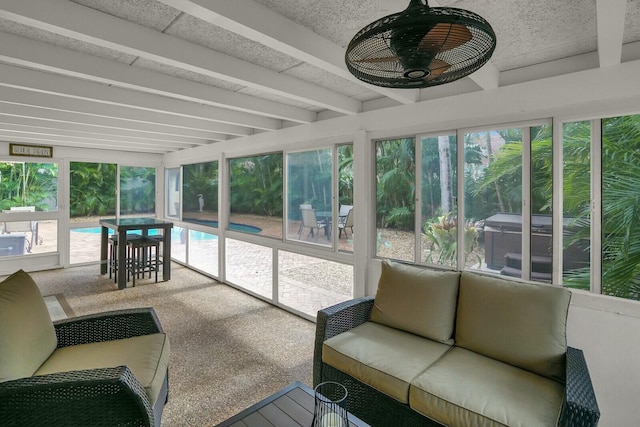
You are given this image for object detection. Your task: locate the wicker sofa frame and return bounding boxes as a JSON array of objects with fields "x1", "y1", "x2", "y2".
[
  {"x1": 0, "y1": 307, "x2": 168, "y2": 427},
  {"x1": 314, "y1": 297, "x2": 601, "y2": 427}
]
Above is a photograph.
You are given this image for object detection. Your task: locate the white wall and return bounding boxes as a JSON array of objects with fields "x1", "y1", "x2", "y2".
[{"x1": 167, "y1": 59, "x2": 640, "y2": 426}]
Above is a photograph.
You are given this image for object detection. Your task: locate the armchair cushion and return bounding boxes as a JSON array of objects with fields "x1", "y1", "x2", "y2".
[
  {"x1": 455, "y1": 272, "x2": 571, "y2": 382},
  {"x1": 35, "y1": 333, "x2": 170, "y2": 405},
  {"x1": 370, "y1": 261, "x2": 460, "y2": 343},
  {"x1": 0, "y1": 269, "x2": 57, "y2": 382}
]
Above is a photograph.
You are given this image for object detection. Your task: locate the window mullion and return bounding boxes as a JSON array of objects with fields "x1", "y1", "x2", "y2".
[{"x1": 591, "y1": 119, "x2": 602, "y2": 294}]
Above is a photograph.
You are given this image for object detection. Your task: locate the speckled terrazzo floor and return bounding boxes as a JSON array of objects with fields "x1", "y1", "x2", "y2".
[{"x1": 22, "y1": 264, "x2": 316, "y2": 426}]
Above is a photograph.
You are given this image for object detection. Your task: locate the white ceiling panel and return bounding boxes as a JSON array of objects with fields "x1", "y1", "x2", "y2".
[
  {"x1": 164, "y1": 13, "x2": 303, "y2": 73},
  {"x1": 70, "y1": 0, "x2": 182, "y2": 32},
  {"x1": 624, "y1": 0, "x2": 640, "y2": 43},
  {"x1": 283, "y1": 62, "x2": 380, "y2": 100},
  {"x1": 0, "y1": 0, "x2": 636, "y2": 153},
  {"x1": 0, "y1": 17, "x2": 136, "y2": 64}
]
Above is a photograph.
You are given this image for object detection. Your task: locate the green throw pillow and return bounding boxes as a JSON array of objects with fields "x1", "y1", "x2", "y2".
[
  {"x1": 455, "y1": 272, "x2": 571, "y2": 382},
  {"x1": 0, "y1": 270, "x2": 57, "y2": 382},
  {"x1": 370, "y1": 261, "x2": 460, "y2": 344}
]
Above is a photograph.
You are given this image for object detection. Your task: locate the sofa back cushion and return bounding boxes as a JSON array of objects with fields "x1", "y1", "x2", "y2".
[
  {"x1": 370, "y1": 261, "x2": 460, "y2": 344},
  {"x1": 455, "y1": 272, "x2": 571, "y2": 382},
  {"x1": 0, "y1": 270, "x2": 57, "y2": 382}
]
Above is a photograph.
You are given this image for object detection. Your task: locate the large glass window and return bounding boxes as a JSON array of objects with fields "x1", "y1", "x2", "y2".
[
  {"x1": 375, "y1": 138, "x2": 415, "y2": 262},
  {"x1": 226, "y1": 239, "x2": 272, "y2": 299},
  {"x1": 229, "y1": 154, "x2": 282, "y2": 238},
  {"x1": 182, "y1": 161, "x2": 218, "y2": 226},
  {"x1": 0, "y1": 161, "x2": 58, "y2": 257},
  {"x1": 69, "y1": 162, "x2": 116, "y2": 221},
  {"x1": 120, "y1": 166, "x2": 155, "y2": 217},
  {"x1": 286, "y1": 149, "x2": 332, "y2": 247},
  {"x1": 278, "y1": 252, "x2": 353, "y2": 317},
  {"x1": 601, "y1": 114, "x2": 640, "y2": 299},
  {"x1": 165, "y1": 167, "x2": 180, "y2": 219},
  {"x1": 188, "y1": 229, "x2": 218, "y2": 276},
  {"x1": 562, "y1": 121, "x2": 591, "y2": 289},
  {"x1": 0, "y1": 161, "x2": 58, "y2": 212},
  {"x1": 420, "y1": 134, "x2": 457, "y2": 267},
  {"x1": 464, "y1": 128, "x2": 522, "y2": 273},
  {"x1": 530, "y1": 125, "x2": 554, "y2": 283},
  {"x1": 338, "y1": 144, "x2": 354, "y2": 253}
]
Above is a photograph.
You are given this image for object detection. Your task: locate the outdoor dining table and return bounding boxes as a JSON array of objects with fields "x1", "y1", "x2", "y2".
[
  {"x1": 316, "y1": 210, "x2": 332, "y2": 240},
  {"x1": 99, "y1": 217, "x2": 174, "y2": 290}
]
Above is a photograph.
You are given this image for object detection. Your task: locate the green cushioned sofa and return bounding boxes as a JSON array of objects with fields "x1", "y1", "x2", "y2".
[
  {"x1": 0, "y1": 270, "x2": 170, "y2": 427},
  {"x1": 314, "y1": 261, "x2": 600, "y2": 427}
]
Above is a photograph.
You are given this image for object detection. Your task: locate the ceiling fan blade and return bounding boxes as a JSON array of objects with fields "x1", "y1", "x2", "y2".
[
  {"x1": 425, "y1": 59, "x2": 451, "y2": 80},
  {"x1": 355, "y1": 56, "x2": 399, "y2": 64},
  {"x1": 420, "y1": 23, "x2": 473, "y2": 52}
]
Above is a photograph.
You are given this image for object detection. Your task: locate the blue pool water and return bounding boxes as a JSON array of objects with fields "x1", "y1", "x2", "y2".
[
  {"x1": 183, "y1": 219, "x2": 262, "y2": 234},
  {"x1": 71, "y1": 227, "x2": 216, "y2": 241},
  {"x1": 72, "y1": 220, "x2": 261, "y2": 241}
]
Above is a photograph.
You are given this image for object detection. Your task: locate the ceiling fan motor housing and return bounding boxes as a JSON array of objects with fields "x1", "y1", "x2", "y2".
[{"x1": 345, "y1": 1, "x2": 496, "y2": 89}]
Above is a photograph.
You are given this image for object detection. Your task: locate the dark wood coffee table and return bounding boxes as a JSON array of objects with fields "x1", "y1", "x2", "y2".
[{"x1": 215, "y1": 381, "x2": 370, "y2": 427}]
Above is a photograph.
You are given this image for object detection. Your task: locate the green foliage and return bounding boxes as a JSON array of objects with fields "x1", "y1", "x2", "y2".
[
  {"x1": 230, "y1": 154, "x2": 283, "y2": 217},
  {"x1": 375, "y1": 138, "x2": 415, "y2": 230},
  {"x1": 338, "y1": 144, "x2": 354, "y2": 207},
  {"x1": 183, "y1": 161, "x2": 218, "y2": 213},
  {"x1": 0, "y1": 162, "x2": 58, "y2": 211},
  {"x1": 120, "y1": 166, "x2": 155, "y2": 214},
  {"x1": 69, "y1": 162, "x2": 116, "y2": 217},
  {"x1": 423, "y1": 213, "x2": 480, "y2": 267}
]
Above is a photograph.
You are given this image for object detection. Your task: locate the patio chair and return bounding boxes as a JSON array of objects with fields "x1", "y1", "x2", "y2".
[
  {"x1": 298, "y1": 207, "x2": 327, "y2": 240},
  {"x1": 1, "y1": 206, "x2": 39, "y2": 252},
  {"x1": 338, "y1": 206, "x2": 354, "y2": 238},
  {"x1": 0, "y1": 270, "x2": 170, "y2": 427}
]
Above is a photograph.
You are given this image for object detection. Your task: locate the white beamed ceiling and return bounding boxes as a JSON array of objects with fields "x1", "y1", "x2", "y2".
[{"x1": 0, "y1": 0, "x2": 637, "y2": 153}]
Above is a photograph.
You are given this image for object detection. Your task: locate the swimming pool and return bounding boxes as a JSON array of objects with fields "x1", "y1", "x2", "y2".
[
  {"x1": 182, "y1": 219, "x2": 262, "y2": 234},
  {"x1": 71, "y1": 220, "x2": 261, "y2": 241}
]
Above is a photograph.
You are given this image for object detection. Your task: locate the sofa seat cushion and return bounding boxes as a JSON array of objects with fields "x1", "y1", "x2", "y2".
[
  {"x1": 35, "y1": 333, "x2": 170, "y2": 405},
  {"x1": 410, "y1": 347, "x2": 564, "y2": 427},
  {"x1": 371, "y1": 261, "x2": 460, "y2": 344},
  {"x1": 323, "y1": 322, "x2": 451, "y2": 403},
  {"x1": 0, "y1": 270, "x2": 57, "y2": 382},
  {"x1": 455, "y1": 272, "x2": 571, "y2": 382}
]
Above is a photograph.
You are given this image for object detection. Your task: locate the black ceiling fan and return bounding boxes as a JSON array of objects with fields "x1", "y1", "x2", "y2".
[{"x1": 345, "y1": 0, "x2": 496, "y2": 89}]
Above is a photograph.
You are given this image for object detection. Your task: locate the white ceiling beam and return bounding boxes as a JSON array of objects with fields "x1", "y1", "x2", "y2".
[
  {"x1": 467, "y1": 62, "x2": 500, "y2": 90},
  {"x1": 0, "y1": 122, "x2": 199, "y2": 149},
  {"x1": 0, "y1": 116, "x2": 208, "y2": 146},
  {"x1": 0, "y1": 0, "x2": 361, "y2": 115},
  {"x1": 0, "y1": 102, "x2": 228, "y2": 142},
  {"x1": 596, "y1": 0, "x2": 626, "y2": 67},
  {"x1": 0, "y1": 85, "x2": 249, "y2": 138},
  {"x1": 157, "y1": 0, "x2": 420, "y2": 105},
  {"x1": 0, "y1": 32, "x2": 315, "y2": 124},
  {"x1": 0, "y1": 63, "x2": 278, "y2": 131},
  {"x1": 0, "y1": 131, "x2": 178, "y2": 153}
]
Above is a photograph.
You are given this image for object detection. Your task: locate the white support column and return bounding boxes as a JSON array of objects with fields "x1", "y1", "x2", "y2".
[
  {"x1": 353, "y1": 130, "x2": 370, "y2": 297},
  {"x1": 219, "y1": 153, "x2": 228, "y2": 282}
]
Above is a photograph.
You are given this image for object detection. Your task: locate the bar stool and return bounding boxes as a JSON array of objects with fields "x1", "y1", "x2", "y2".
[
  {"x1": 108, "y1": 233, "x2": 143, "y2": 282},
  {"x1": 126, "y1": 236, "x2": 160, "y2": 287}
]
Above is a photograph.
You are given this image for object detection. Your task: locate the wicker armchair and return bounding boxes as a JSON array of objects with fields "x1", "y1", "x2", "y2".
[
  {"x1": 314, "y1": 296, "x2": 600, "y2": 427},
  {"x1": 0, "y1": 270, "x2": 169, "y2": 427}
]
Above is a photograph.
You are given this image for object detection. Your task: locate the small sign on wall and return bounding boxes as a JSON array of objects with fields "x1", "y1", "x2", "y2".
[{"x1": 9, "y1": 143, "x2": 53, "y2": 158}]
